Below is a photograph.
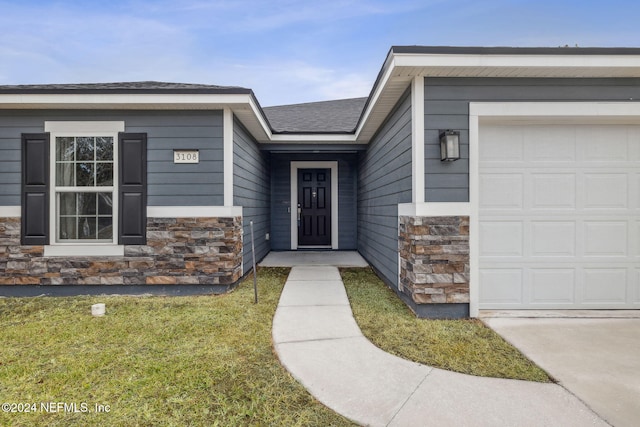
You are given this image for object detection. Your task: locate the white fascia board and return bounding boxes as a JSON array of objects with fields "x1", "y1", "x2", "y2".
[
  {"x1": 393, "y1": 52, "x2": 640, "y2": 70},
  {"x1": 354, "y1": 56, "x2": 397, "y2": 138},
  {"x1": 0, "y1": 93, "x2": 254, "y2": 108},
  {"x1": 269, "y1": 134, "x2": 359, "y2": 143},
  {"x1": 247, "y1": 96, "x2": 273, "y2": 138},
  {"x1": 147, "y1": 206, "x2": 242, "y2": 218}
]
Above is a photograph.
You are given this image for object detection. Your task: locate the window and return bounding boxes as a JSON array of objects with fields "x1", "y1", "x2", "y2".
[
  {"x1": 55, "y1": 136, "x2": 115, "y2": 242},
  {"x1": 22, "y1": 123, "x2": 146, "y2": 254},
  {"x1": 43, "y1": 121, "x2": 125, "y2": 256}
]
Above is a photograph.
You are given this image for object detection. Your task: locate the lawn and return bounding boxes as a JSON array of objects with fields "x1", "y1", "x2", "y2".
[
  {"x1": 341, "y1": 267, "x2": 551, "y2": 382},
  {"x1": 0, "y1": 268, "x2": 354, "y2": 427},
  {"x1": 0, "y1": 266, "x2": 550, "y2": 426}
]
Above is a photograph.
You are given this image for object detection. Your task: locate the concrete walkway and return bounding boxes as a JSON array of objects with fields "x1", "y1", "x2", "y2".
[{"x1": 272, "y1": 266, "x2": 608, "y2": 427}]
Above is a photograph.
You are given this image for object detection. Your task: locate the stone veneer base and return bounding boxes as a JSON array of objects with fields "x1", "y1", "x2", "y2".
[
  {"x1": 0, "y1": 284, "x2": 235, "y2": 297},
  {"x1": 0, "y1": 216, "x2": 243, "y2": 287},
  {"x1": 398, "y1": 215, "x2": 470, "y2": 319}
]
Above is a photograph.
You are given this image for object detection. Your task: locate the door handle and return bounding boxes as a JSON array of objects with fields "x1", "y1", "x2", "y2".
[{"x1": 297, "y1": 204, "x2": 301, "y2": 226}]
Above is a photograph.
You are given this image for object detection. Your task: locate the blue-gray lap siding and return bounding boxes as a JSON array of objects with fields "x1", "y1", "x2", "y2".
[
  {"x1": 233, "y1": 118, "x2": 270, "y2": 274},
  {"x1": 424, "y1": 77, "x2": 640, "y2": 202},
  {"x1": 358, "y1": 89, "x2": 412, "y2": 288},
  {"x1": 270, "y1": 152, "x2": 358, "y2": 250},
  {"x1": 0, "y1": 110, "x2": 224, "y2": 207}
]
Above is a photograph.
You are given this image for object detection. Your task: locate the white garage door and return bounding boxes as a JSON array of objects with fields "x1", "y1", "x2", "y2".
[{"x1": 479, "y1": 123, "x2": 640, "y2": 309}]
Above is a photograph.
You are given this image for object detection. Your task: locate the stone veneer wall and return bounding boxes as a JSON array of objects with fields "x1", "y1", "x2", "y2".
[
  {"x1": 0, "y1": 217, "x2": 242, "y2": 286},
  {"x1": 399, "y1": 216, "x2": 470, "y2": 307}
]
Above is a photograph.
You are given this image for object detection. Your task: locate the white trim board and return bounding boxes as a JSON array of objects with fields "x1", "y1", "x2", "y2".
[
  {"x1": 411, "y1": 76, "x2": 425, "y2": 204},
  {"x1": 290, "y1": 161, "x2": 339, "y2": 250},
  {"x1": 0, "y1": 206, "x2": 21, "y2": 217},
  {"x1": 147, "y1": 206, "x2": 242, "y2": 218},
  {"x1": 398, "y1": 202, "x2": 471, "y2": 217},
  {"x1": 468, "y1": 101, "x2": 640, "y2": 318},
  {"x1": 224, "y1": 108, "x2": 234, "y2": 206}
]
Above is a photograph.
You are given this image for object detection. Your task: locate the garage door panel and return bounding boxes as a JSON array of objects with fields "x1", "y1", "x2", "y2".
[
  {"x1": 480, "y1": 125, "x2": 523, "y2": 162},
  {"x1": 578, "y1": 126, "x2": 629, "y2": 161},
  {"x1": 479, "y1": 123, "x2": 638, "y2": 309},
  {"x1": 531, "y1": 174, "x2": 576, "y2": 209},
  {"x1": 583, "y1": 269, "x2": 628, "y2": 303},
  {"x1": 480, "y1": 174, "x2": 523, "y2": 210},
  {"x1": 528, "y1": 126, "x2": 576, "y2": 162},
  {"x1": 583, "y1": 173, "x2": 628, "y2": 209},
  {"x1": 530, "y1": 221, "x2": 575, "y2": 256},
  {"x1": 530, "y1": 269, "x2": 575, "y2": 303},
  {"x1": 480, "y1": 221, "x2": 523, "y2": 256},
  {"x1": 583, "y1": 221, "x2": 628, "y2": 257},
  {"x1": 479, "y1": 269, "x2": 523, "y2": 304}
]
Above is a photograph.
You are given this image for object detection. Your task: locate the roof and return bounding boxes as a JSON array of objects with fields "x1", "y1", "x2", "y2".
[
  {"x1": 2, "y1": 46, "x2": 640, "y2": 142},
  {"x1": 0, "y1": 81, "x2": 252, "y2": 94},
  {"x1": 263, "y1": 97, "x2": 368, "y2": 133},
  {"x1": 391, "y1": 46, "x2": 640, "y2": 55}
]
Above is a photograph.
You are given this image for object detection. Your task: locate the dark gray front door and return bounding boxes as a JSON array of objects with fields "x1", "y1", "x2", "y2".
[{"x1": 298, "y1": 169, "x2": 331, "y2": 246}]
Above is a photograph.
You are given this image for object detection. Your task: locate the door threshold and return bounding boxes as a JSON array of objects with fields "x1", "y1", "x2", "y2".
[{"x1": 296, "y1": 245, "x2": 332, "y2": 250}]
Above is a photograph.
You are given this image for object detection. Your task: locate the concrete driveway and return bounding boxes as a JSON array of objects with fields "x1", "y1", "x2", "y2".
[{"x1": 484, "y1": 316, "x2": 640, "y2": 427}]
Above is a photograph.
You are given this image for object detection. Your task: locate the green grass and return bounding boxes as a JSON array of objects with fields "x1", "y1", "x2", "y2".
[
  {"x1": 341, "y1": 267, "x2": 551, "y2": 382},
  {"x1": 0, "y1": 268, "x2": 354, "y2": 427},
  {"x1": 0, "y1": 266, "x2": 552, "y2": 426}
]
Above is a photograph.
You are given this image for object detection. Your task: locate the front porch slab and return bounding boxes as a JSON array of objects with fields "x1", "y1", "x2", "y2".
[{"x1": 259, "y1": 251, "x2": 368, "y2": 267}]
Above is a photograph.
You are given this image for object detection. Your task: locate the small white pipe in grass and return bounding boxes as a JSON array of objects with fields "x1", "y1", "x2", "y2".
[{"x1": 91, "y1": 303, "x2": 105, "y2": 317}]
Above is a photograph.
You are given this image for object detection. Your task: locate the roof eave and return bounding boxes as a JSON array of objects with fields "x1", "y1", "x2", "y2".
[{"x1": 355, "y1": 47, "x2": 640, "y2": 142}]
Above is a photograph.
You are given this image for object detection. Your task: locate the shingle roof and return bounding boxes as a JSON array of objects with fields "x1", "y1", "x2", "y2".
[
  {"x1": 391, "y1": 46, "x2": 640, "y2": 55},
  {"x1": 263, "y1": 97, "x2": 368, "y2": 133},
  {"x1": 0, "y1": 81, "x2": 252, "y2": 94}
]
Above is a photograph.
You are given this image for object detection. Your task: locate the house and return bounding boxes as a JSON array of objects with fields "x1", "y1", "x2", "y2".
[{"x1": 1, "y1": 46, "x2": 640, "y2": 318}]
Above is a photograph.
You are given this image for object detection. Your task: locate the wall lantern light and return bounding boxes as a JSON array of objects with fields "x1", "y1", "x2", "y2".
[{"x1": 439, "y1": 130, "x2": 460, "y2": 162}]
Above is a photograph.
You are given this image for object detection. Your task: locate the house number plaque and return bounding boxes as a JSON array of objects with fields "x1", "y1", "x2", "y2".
[{"x1": 174, "y1": 150, "x2": 199, "y2": 164}]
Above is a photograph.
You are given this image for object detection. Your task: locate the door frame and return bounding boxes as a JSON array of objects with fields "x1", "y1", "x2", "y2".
[{"x1": 290, "y1": 161, "x2": 338, "y2": 249}]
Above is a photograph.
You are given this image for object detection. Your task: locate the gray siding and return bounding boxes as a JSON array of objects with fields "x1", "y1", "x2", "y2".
[
  {"x1": 233, "y1": 117, "x2": 270, "y2": 274},
  {"x1": 424, "y1": 77, "x2": 640, "y2": 202},
  {"x1": 0, "y1": 110, "x2": 224, "y2": 207},
  {"x1": 270, "y1": 153, "x2": 358, "y2": 250},
  {"x1": 358, "y1": 89, "x2": 412, "y2": 287}
]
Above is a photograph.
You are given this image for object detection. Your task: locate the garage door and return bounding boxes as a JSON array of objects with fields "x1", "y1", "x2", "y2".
[{"x1": 479, "y1": 123, "x2": 640, "y2": 309}]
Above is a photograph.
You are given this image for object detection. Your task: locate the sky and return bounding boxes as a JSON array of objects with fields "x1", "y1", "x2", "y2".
[{"x1": 0, "y1": 0, "x2": 639, "y2": 107}]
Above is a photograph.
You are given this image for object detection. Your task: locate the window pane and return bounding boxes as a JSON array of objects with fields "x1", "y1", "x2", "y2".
[
  {"x1": 56, "y1": 162, "x2": 75, "y2": 186},
  {"x1": 96, "y1": 163, "x2": 113, "y2": 186},
  {"x1": 96, "y1": 137, "x2": 113, "y2": 161},
  {"x1": 76, "y1": 163, "x2": 94, "y2": 186},
  {"x1": 59, "y1": 193, "x2": 76, "y2": 216},
  {"x1": 98, "y1": 193, "x2": 113, "y2": 215},
  {"x1": 77, "y1": 193, "x2": 97, "y2": 215},
  {"x1": 78, "y1": 217, "x2": 97, "y2": 239},
  {"x1": 56, "y1": 137, "x2": 75, "y2": 161},
  {"x1": 98, "y1": 217, "x2": 113, "y2": 240},
  {"x1": 59, "y1": 217, "x2": 77, "y2": 240},
  {"x1": 76, "y1": 137, "x2": 95, "y2": 161}
]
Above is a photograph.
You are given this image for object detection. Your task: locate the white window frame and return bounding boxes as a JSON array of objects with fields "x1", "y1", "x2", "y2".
[{"x1": 44, "y1": 121, "x2": 125, "y2": 257}]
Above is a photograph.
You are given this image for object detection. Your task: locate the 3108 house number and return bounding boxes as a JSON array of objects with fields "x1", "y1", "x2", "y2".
[{"x1": 174, "y1": 150, "x2": 199, "y2": 164}]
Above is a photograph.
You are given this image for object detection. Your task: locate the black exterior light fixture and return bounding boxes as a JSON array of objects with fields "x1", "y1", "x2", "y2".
[{"x1": 439, "y1": 130, "x2": 460, "y2": 162}]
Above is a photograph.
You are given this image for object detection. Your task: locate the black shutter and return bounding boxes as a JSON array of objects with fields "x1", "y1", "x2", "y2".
[
  {"x1": 21, "y1": 133, "x2": 50, "y2": 245},
  {"x1": 118, "y1": 133, "x2": 147, "y2": 245}
]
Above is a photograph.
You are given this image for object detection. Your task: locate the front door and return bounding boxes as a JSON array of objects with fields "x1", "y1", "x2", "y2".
[{"x1": 298, "y1": 169, "x2": 331, "y2": 246}]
